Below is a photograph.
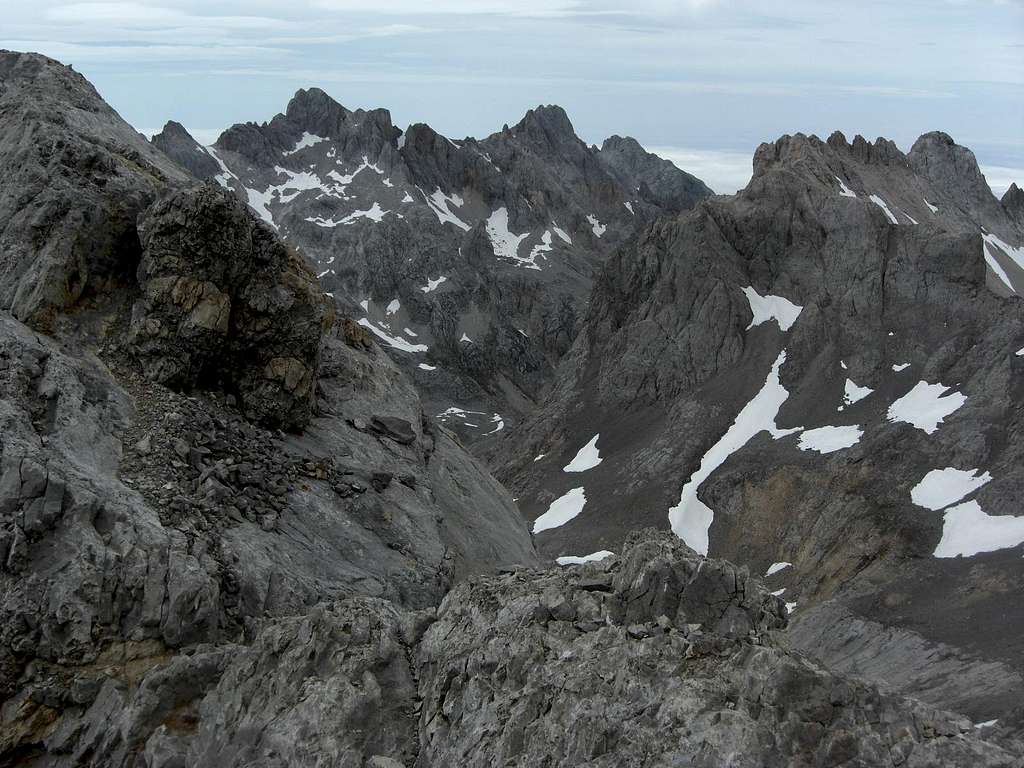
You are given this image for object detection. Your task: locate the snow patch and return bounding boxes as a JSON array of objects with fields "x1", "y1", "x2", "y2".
[
  {"x1": 842, "y1": 379, "x2": 873, "y2": 407},
  {"x1": 668, "y1": 351, "x2": 801, "y2": 555},
  {"x1": 552, "y1": 224, "x2": 572, "y2": 245},
  {"x1": 911, "y1": 467, "x2": 992, "y2": 511},
  {"x1": 835, "y1": 176, "x2": 856, "y2": 198},
  {"x1": 306, "y1": 201, "x2": 388, "y2": 227},
  {"x1": 563, "y1": 434, "x2": 602, "y2": 473},
  {"x1": 982, "y1": 232, "x2": 1024, "y2": 291},
  {"x1": 521, "y1": 230, "x2": 554, "y2": 269},
  {"x1": 934, "y1": 500, "x2": 1024, "y2": 558},
  {"x1": 418, "y1": 363, "x2": 436, "y2": 371},
  {"x1": 924, "y1": 198, "x2": 938, "y2": 213},
  {"x1": 766, "y1": 561, "x2": 791, "y2": 576},
  {"x1": 556, "y1": 550, "x2": 614, "y2": 566},
  {"x1": 887, "y1": 381, "x2": 966, "y2": 434},
  {"x1": 534, "y1": 487, "x2": 587, "y2": 534},
  {"x1": 204, "y1": 145, "x2": 238, "y2": 188},
  {"x1": 742, "y1": 286, "x2": 803, "y2": 332},
  {"x1": 624, "y1": 201, "x2": 634, "y2": 214},
  {"x1": 283, "y1": 132, "x2": 326, "y2": 155},
  {"x1": 869, "y1": 194, "x2": 899, "y2": 224},
  {"x1": 798, "y1": 425, "x2": 863, "y2": 454},
  {"x1": 244, "y1": 187, "x2": 276, "y2": 227},
  {"x1": 586, "y1": 214, "x2": 606, "y2": 238},
  {"x1": 421, "y1": 188, "x2": 471, "y2": 231},
  {"x1": 386, "y1": 299, "x2": 400, "y2": 316},
  {"x1": 486, "y1": 207, "x2": 532, "y2": 268},
  {"x1": 357, "y1": 318, "x2": 427, "y2": 353},
  {"x1": 420, "y1": 276, "x2": 448, "y2": 293},
  {"x1": 892, "y1": 363, "x2": 911, "y2": 372}
]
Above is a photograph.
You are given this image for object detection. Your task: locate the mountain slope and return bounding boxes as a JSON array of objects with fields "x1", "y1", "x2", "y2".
[
  {"x1": 149, "y1": 97, "x2": 712, "y2": 444},
  {"x1": 0, "y1": 50, "x2": 188, "y2": 331},
  {"x1": 0, "y1": 52, "x2": 540, "y2": 764},
  {"x1": 494, "y1": 130, "x2": 1024, "y2": 722}
]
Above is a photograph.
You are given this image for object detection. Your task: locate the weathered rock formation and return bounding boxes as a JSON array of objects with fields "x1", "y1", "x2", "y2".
[
  {"x1": 131, "y1": 183, "x2": 332, "y2": 430},
  {"x1": 0, "y1": 50, "x2": 187, "y2": 330}
]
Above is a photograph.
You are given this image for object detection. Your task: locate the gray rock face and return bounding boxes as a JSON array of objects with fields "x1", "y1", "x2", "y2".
[
  {"x1": 150, "y1": 97, "x2": 711, "y2": 444},
  {"x1": 497, "y1": 130, "x2": 1024, "y2": 725},
  {"x1": 0, "y1": 51, "x2": 540, "y2": 766},
  {"x1": 31, "y1": 531, "x2": 1019, "y2": 767},
  {"x1": 0, "y1": 50, "x2": 188, "y2": 330},
  {"x1": 598, "y1": 134, "x2": 714, "y2": 210},
  {"x1": 150, "y1": 121, "x2": 222, "y2": 179},
  {"x1": 131, "y1": 183, "x2": 332, "y2": 430},
  {"x1": 1004, "y1": 183, "x2": 1024, "y2": 227}
]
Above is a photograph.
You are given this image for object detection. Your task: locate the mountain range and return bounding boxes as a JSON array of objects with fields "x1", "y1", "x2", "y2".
[{"x1": 2, "y1": 48, "x2": 1024, "y2": 766}]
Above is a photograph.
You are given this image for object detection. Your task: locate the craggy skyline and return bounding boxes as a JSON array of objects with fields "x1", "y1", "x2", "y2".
[{"x1": 4, "y1": 0, "x2": 1022, "y2": 193}]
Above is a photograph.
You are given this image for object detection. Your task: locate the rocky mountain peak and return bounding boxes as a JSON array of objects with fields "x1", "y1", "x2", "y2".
[
  {"x1": 908, "y1": 130, "x2": 987, "y2": 187},
  {"x1": 600, "y1": 134, "x2": 644, "y2": 154},
  {"x1": 511, "y1": 103, "x2": 581, "y2": 149},
  {"x1": 1004, "y1": 182, "x2": 1024, "y2": 225},
  {"x1": 907, "y1": 130, "x2": 1009, "y2": 227},
  {"x1": 0, "y1": 50, "x2": 188, "y2": 329},
  {"x1": 152, "y1": 120, "x2": 222, "y2": 178},
  {"x1": 153, "y1": 119, "x2": 192, "y2": 141},
  {"x1": 754, "y1": 131, "x2": 911, "y2": 184},
  {"x1": 598, "y1": 134, "x2": 713, "y2": 209},
  {"x1": 0, "y1": 49, "x2": 99, "y2": 111},
  {"x1": 285, "y1": 86, "x2": 350, "y2": 124}
]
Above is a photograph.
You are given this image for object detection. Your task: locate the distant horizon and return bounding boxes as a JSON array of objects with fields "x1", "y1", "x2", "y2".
[{"x1": 11, "y1": 0, "x2": 1019, "y2": 197}]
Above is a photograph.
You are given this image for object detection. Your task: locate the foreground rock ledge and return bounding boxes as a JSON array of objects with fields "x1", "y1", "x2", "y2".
[{"x1": 27, "y1": 531, "x2": 1018, "y2": 767}]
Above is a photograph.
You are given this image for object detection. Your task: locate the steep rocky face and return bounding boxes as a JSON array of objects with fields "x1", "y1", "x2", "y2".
[
  {"x1": 30, "y1": 532, "x2": 1020, "y2": 767},
  {"x1": 0, "y1": 53, "x2": 541, "y2": 765},
  {"x1": 150, "y1": 121, "x2": 221, "y2": 179},
  {"x1": 0, "y1": 50, "x2": 188, "y2": 331},
  {"x1": 150, "y1": 98, "x2": 711, "y2": 444},
  {"x1": 598, "y1": 134, "x2": 714, "y2": 212},
  {"x1": 131, "y1": 183, "x2": 332, "y2": 430},
  {"x1": 1004, "y1": 182, "x2": 1024, "y2": 227},
  {"x1": 495, "y1": 130, "x2": 1024, "y2": 724}
]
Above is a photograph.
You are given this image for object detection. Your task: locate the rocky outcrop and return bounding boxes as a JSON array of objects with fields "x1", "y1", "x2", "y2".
[
  {"x1": 150, "y1": 121, "x2": 221, "y2": 179},
  {"x1": 130, "y1": 183, "x2": 332, "y2": 430},
  {"x1": 415, "y1": 532, "x2": 1018, "y2": 766},
  {"x1": 25, "y1": 532, "x2": 1019, "y2": 766},
  {"x1": 598, "y1": 134, "x2": 713, "y2": 210},
  {"x1": 0, "y1": 51, "x2": 188, "y2": 330},
  {"x1": 496, "y1": 129, "x2": 1024, "y2": 724},
  {"x1": 1004, "y1": 182, "x2": 1024, "y2": 227}
]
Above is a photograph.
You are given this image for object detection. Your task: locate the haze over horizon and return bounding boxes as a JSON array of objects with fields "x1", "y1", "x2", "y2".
[{"x1": 4, "y1": 0, "x2": 1022, "y2": 195}]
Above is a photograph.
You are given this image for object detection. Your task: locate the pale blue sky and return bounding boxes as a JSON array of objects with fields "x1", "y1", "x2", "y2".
[{"x1": 4, "y1": 0, "x2": 1022, "y2": 193}]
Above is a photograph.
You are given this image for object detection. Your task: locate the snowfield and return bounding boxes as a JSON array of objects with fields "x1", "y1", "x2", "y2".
[
  {"x1": 563, "y1": 434, "x2": 602, "y2": 473},
  {"x1": 534, "y1": 487, "x2": 587, "y2": 534}
]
